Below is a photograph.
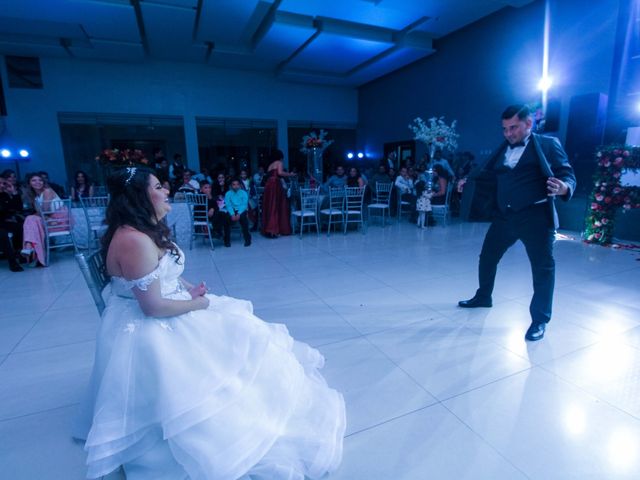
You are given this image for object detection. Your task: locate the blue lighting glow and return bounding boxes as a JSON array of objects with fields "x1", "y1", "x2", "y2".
[
  {"x1": 538, "y1": 76, "x2": 553, "y2": 92},
  {"x1": 18, "y1": 149, "x2": 29, "y2": 158},
  {"x1": 357, "y1": 152, "x2": 364, "y2": 159},
  {"x1": 347, "y1": 152, "x2": 354, "y2": 159},
  {"x1": 0, "y1": 149, "x2": 11, "y2": 158}
]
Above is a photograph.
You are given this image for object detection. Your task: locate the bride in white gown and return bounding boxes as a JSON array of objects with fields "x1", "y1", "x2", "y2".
[{"x1": 74, "y1": 167, "x2": 346, "y2": 479}]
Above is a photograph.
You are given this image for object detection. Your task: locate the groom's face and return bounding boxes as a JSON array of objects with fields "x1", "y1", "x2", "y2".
[{"x1": 502, "y1": 114, "x2": 532, "y2": 145}]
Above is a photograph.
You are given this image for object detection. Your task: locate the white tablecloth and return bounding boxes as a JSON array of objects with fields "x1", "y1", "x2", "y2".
[{"x1": 72, "y1": 202, "x2": 192, "y2": 250}]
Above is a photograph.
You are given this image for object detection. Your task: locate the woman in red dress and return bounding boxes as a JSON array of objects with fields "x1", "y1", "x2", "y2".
[{"x1": 261, "y1": 150, "x2": 295, "y2": 238}]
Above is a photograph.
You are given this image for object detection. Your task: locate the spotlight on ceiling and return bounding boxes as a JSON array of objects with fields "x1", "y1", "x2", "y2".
[
  {"x1": 0, "y1": 149, "x2": 11, "y2": 159},
  {"x1": 537, "y1": 76, "x2": 553, "y2": 92},
  {"x1": 346, "y1": 152, "x2": 354, "y2": 159},
  {"x1": 357, "y1": 152, "x2": 364, "y2": 159},
  {"x1": 18, "y1": 149, "x2": 29, "y2": 158}
]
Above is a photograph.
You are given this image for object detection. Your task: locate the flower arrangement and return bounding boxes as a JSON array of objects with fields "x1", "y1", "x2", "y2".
[
  {"x1": 408, "y1": 117, "x2": 459, "y2": 152},
  {"x1": 300, "y1": 129, "x2": 334, "y2": 154},
  {"x1": 96, "y1": 148, "x2": 146, "y2": 166},
  {"x1": 584, "y1": 145, "x2": 640, "y2": 245}
]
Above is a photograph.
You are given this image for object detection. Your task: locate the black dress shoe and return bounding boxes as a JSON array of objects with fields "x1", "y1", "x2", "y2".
[
  {"x1": 9, "y1": 261, "x2": 24, "y2": 272},
  {"x1": 525, "y1": 322, "x2": 546, "y2": 341},
  {"x1": 458, "y1": 296, "x2": 492, "y2": 308},
  {"x1": 244, "y1": 239, "x2": 251, "y2": 247}
]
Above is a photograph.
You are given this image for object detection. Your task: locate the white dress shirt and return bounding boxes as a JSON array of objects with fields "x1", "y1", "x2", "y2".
[{"x1": 504, "y1": 134, "x2": 531, "y2": 169}]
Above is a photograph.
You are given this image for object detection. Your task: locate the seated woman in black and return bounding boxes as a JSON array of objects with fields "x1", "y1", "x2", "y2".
[
  {"x1": 430, "y1": 164, "x2": 450, "y2": 206},
  {"x1": 0, "y1": 176, "x2": 25, "y2": 271}
]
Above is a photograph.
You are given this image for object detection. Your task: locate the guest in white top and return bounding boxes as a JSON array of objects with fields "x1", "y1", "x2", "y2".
[{"x1": 394, "y1": 166, "x2": 417, "y2": 221}]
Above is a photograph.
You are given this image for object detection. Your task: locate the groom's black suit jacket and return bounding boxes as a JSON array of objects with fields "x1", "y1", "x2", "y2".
[{"x1": 462, "y1": 133, "x2": 576, "y2": 229}]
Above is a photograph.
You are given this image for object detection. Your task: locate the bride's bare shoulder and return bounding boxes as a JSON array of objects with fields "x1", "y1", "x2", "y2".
[
  {"x1": 107, "y1": 227, "x2": 159, "y2": 278},
  {"x1": 111, "y1": 226, "x2": 154, "y2": 250}
]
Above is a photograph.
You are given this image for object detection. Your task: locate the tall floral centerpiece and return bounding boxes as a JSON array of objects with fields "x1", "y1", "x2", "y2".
[
  {"x1": 409, "y1": 116, "x2": 458, "y2": 190},
  {"x1": 300, "y1": 130, "x2": 334, "y2": 187},
  {"x1": 408, "y1": 116, "x2": 459, "y2": 163}
]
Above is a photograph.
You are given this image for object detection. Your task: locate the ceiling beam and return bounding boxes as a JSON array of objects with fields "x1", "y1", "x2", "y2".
[
  {"x1": 250, "y1": 0, "x2": 283, "y2": 50},
  {"x1": 130, "y1": 0, "x2": 150, "y2": 56}
]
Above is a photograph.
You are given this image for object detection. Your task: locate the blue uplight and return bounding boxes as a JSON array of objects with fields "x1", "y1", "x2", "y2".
[
  {"x1": 0, "y1": 149, "x2": 11, "y2": 158},
  {"x1": 357, "y1": 152, "x2": 364, "y2": 159},
  {"x1": 347, "y1": 152, "x2": 354, "y2": 159},
  {"x1": 19, "y1": 149, "x2": 29, "y2": 158}
]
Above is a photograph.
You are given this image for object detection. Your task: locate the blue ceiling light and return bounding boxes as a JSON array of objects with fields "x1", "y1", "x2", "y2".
[
  {"x1": 0, "y1": 149, "x2": 11, "y2": 158},
  {"x1": 357, "y1": 152, "x2": 364, "y2": 159},
  {"x1": 347, "y1": 152, "x2": 354, "y2": 159},
  {"x1": 19, "y1": 149, "x2": 29, "y2": 158}
]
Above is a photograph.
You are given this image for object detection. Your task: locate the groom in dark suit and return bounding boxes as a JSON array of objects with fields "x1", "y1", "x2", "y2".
[{"x1": 458, "y1": 104, "x2": 576, "y2": 341}]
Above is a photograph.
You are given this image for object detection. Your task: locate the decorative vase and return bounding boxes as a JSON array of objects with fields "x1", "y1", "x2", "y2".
[{"x1": 307, "y1": 147, "x2": 323, "y2": 187}]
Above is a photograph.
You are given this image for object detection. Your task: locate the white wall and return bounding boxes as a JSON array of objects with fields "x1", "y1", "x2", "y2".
[{"x1": 0, "y1": 57, "x2": 358, "y2": 182}]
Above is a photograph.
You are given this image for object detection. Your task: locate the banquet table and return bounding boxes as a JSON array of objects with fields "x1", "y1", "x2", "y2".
[{"x1": 71, "y1": 201, "x2": 192, "y2": 249}]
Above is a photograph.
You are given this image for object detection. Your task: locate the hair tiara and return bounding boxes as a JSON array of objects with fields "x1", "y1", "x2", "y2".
[{"x1": 125, "y1": 167, "x2": 137, "y2": 185}]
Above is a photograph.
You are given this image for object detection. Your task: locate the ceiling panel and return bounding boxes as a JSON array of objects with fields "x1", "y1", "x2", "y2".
[
  {"x1": 70, "y1": 40, "x2": 145, "y2": 62},
  {"x1": 348, "y1": 46, "x2": 435, "y2": 85},
  {"x1": 141, "y1": 2, "x2": 205, "y2": 61},
  {"x1": 197, "y1": 0, "x2": 274, "y2": 45},
  {"x1": 0, "y1": 40, "x2": 68, "y2": 59},
  {"x1": 279, "y1": 0, "x2": 420, "y2": 31},
  {"x1": 287, "y1": 32, "x2": 393, "y2": 74},
  {"x1": 254, "y1": 15, "x2": 316, "y2": 63}
]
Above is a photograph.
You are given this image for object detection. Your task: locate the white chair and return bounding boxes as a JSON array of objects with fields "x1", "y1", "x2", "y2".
[
  {"x1": 35, "y1": 197, "x2": 77, "y2": 264},
  {"x1": 320, "y1": 187, "x2": 345, "y2": 236},
  {"x1": 79, "y1": 195, "x2": 109, "y2": 249},
  {"x1": 396, "y1": 186, "x2": 413, "y2": 220},
  {"x1": 431, "y1": 182, "x2": 454, "y2": 226},
  {"x1": 343, "y1": 187, "x2": 366, "y2": 234},
  {"x1": 185, "y1": 193, "x2": 214, "y2": 250},
  {"x1": 367, "y1": 182, "x2": 393, "y2": 227},
  {"x1": 291, "y1": 187, "x2": 320, "y2": 238},
  {"x1": 75, "y1": 250, "x2": 110, "y2": 315}
]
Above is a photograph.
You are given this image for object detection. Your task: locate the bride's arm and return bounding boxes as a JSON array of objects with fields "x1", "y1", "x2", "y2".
[{"x1": 118, "y1": 233, "x2": 209, "y2": 317}]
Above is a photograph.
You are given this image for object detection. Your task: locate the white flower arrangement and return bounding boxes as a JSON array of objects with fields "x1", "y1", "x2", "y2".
[
  {"x1": 300, "y1": 129, "x2": 334, "y2": 154},
  {"x1": 408, "y1": 117, "x2": 459, "y2": 151}
]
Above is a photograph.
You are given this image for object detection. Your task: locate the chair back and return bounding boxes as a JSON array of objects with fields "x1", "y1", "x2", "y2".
[
  {"x1": 173, "y1": 192, "x2": 186, "y2": 203},
  {"x1": 328, "y1": 187, "x2": 345, "y2": 211},
  {"x1": 299, "y1": 187, "x2": 319, "y2": 213},
  {"x1": 76, "y1": 250, "x2": 110, "y2": 315},
  {"x1": 185, "y1": 193, "x2": 209, "y2": 223},
  {"x1": 373, "y1": 182, "x2": 393, "y2": 205},
  {"x1": 344, "y1": 186, "x2": 365, "y2": 212},
  {"x1": 36, "y1": 197, "x2": 74, "y2": 237},
  {"x1": 79, "y1": 195, "x2": 109, "y2": 243}
]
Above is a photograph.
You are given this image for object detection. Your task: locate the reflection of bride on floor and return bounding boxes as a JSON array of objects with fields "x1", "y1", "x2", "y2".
[{"x1": 74, "y1": 167, "x2": 346, "y2": 480}]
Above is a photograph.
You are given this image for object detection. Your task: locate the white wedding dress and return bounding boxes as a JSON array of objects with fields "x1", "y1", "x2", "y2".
[{"x1": 75, "y1": 248, "x2": 346, "y2": 479}]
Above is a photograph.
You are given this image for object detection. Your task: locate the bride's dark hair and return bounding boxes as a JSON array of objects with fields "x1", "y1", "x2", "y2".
[{"x1": 101, "y1": 167, "x2": 180, "y2": 261}]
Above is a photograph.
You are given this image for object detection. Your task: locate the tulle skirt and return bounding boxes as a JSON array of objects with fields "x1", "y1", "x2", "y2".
[{"x1": 75, "y1": 291, "x2": 346, "y2": 479}]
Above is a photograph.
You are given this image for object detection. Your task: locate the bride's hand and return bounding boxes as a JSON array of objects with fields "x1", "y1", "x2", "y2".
[
  {"x1": 189, "y1": 281, "x2": 208, "y2": 299},
  {"x1": 193, "y1": 295, "x2": 210, "y2": 310}
]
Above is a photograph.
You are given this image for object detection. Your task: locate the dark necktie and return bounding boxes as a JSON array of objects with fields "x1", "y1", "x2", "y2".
[{"x1": 508, "y1": 141, "x2": 525, "y2": 149}]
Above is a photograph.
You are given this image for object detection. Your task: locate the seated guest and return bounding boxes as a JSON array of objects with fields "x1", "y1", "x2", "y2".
[
  {"x1": 199, "y1": 181, "x2": 225, "y2": 238},
  {"x1": 176, "y1": 169, "x2": 200, "y2": 193},
  {"x1": 432, "y1": 149, "x2": 456, "y2": 179},
  {"x1": 213, "y1": 172, "x2": 228, "y2": 198},
  {"x1": 169, "y1": 153, "x2": 185, "y2": 181},
  {"x1": 223, "y1": 178, "x2": 252, "y2": 248},
  {"x1": 0, "y1": 176, "x2": 24, "y2": 271},
  {"x1": 394, "y1": 166, "x2": 417, "y2": 221},
  {"x1": 193, "y1": 167, "x2": 213, "y2": 185},
  {"x1": 430, "y1": 164, "x2": 450, "y2": 206},
  {"x1": 38, "y1": 171, "x2": 66, "y2": 198},
  {"x1": 253, "y1": 165, "x2": 266, "y2": 187},
  {"x1": 346, "y1": 167, "x2": 366, "y2": 188},
  {"x1": 70, "y1": 170, "x2": 94, "y2": 202},
  {"x1": 369, "y1": 164, "x2": 392, "y2": 193},
  {"x1": 21, "y1": 172, "x2": 63, "y2": 267},
  {"x1": 323, "y1": 165, "x2": 347, "y2": 192},
  {"x1": 155, "y1": 157, "x2": 170, "y2": 184},
  {"x1": 240, "y1": 169, "x2": 259, "y2": 231},
  {"x1": 1, "y1": 169, "x2": 20, "y2": 190}
]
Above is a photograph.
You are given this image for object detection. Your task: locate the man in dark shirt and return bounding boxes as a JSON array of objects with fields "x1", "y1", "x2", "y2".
[{"x1": 458, "y1": 104, "x2": 576, "y2": 341}]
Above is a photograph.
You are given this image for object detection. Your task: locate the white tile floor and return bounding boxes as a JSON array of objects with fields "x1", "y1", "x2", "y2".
[{"x1": 1, "y1": 220, "x2": 639, "y2": 479}]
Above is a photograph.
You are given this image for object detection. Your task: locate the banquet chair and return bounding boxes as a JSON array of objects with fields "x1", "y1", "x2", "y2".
[
  {"x1": 79, "y1": 195, "x2": 109, "y2": 249},
  {"x1": 367, "y1": 182, "x2": 393, "y2": 227},
  {"x1": 343, "y1": 186, "x2": 366, "y2": 234},
  {"x1": 396, "y1": 186, "x2": 413, "y2": 221},
  {"x1": 35, "y1": 197, "x2": 78, "y2": 265},
  {"x1": 75, "y1": 250, "x2": 110, "y2": 316},
  {"x1": 185, "y1": 193, "x2": 214, "y2": 250},
  {"x1": 320, "y1": 187, "x2": 345, "y2": 236},
  {"x1": 291, "y1": 187, "x2": 320, "y2": 238},
  {"x1": 431, "y1": 182, "x2": 455, "y2": 226}
]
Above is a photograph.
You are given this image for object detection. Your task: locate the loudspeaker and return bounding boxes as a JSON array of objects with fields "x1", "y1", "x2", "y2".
[
  {"x1": 564, "y1": 93, "x2": 608, "y2": 195},
  {"x1": 543, "y1": 98, "x2": 561, "y2": 132}
]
